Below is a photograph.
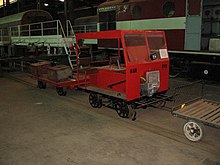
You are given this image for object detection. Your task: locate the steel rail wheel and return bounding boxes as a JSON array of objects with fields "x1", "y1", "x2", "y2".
[
  {"x1": 114, "y1": 100, "x2": 129, "y2": 118},
  {"x1": 89, "y1": 93, "x2": 102, "y2": 108}
]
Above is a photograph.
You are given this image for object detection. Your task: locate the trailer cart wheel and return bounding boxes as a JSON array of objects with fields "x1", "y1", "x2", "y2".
[
  {"x1": 183, "y1": 121, "x2": 203, "y2": 142},
  {"x1": 114, "y1": 100, "x2": 129, "y2": 118},
  {"x1": 56, "y1": 87, "x2": 67, "y2": 96},
  {"x1": 38, "y1": 81, "x2": 46, "y2": 89},
  {"x1": 89, "y1": 93, "x2": 102, "y2": 108}
]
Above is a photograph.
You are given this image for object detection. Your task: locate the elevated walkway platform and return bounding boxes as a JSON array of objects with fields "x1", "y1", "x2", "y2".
[{"x1": 11, "y1": 35, "x2": 73, "y2": 47}]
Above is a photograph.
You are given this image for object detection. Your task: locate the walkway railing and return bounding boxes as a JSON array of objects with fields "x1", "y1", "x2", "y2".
[
  {"x1": 72, "y1": 23, "x2": 97, "y2": 33},
  {"x1": 0, "y1": 28, "x2": 10, "y2": 44},
  {"x1": 72, "y1": 21, "x2": 117, "y2": 33},
  {"x1": 10, "y1": 20, "x2": 66, "y2": 37}
]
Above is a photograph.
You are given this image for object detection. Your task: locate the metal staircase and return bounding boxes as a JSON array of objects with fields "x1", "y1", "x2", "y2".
[{"x1": 64, "y1": 20, "x2": 77, "y2": 72}]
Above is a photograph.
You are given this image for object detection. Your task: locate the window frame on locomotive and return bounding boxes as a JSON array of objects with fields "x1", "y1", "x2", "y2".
[{"x1": 75, "y1": 30, "x2": 169, "y2": 101}]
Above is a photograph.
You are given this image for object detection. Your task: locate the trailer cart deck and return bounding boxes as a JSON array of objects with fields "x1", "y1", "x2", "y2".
[{"x1": 172, "y1": 81, "x2": 220, "y2": 142}]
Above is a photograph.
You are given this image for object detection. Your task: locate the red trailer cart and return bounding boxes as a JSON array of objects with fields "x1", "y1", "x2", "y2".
[{"x1": 30, "y1": 63, "x2": 88, "y2": 96}]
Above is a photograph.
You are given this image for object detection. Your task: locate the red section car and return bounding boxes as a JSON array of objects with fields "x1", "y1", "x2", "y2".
[{"x1": 75, "y1": 30, "x2": 170, "y2": 119}]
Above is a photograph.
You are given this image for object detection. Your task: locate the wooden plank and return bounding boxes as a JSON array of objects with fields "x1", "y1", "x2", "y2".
[
  {"x1": 184, "y1": 101, "x2": 216, "y2": 116},
  {"x1": 182, "y1": 102, "x2": 213, "y2": 116},
  {"x1": 176, "y1": 101, "x2": 205, "y2": 115},
  {"x1": 195, "y1": 107, "x2": 220, "y2": 119},
  {"x1": 204, "y1": 110, "x2": 220, "y2": 122},
  {"x1": 189, "y1": 104, "x2": 219, "y2": 118},
  {"x1": 175, "y1": 100, "x2": 204, "y2": 113},
  {"x1": 200, "y1": 106, "x2": 220, "y2": 120},
  {"x1": 212, "y1": 117, "x2": 220, "y2": 125}
]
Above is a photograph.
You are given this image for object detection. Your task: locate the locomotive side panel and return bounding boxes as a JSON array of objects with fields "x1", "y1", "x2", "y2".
[
  {"x1": 0, "y1": 10, "x2": 53, "y2": 29},
  {"x1": 202, "y1": 3, "x2": 220, "y2": 51},
  {"x1": 116, "y1": 0, "x2": 186, "y2": 21},
  {"x1": 21, "y1": 10, "x2": 53, "y2": 25},
  {"x1": 98, "y1": 0, "x2": 187, "y2": 51},
  {"x1": 0, "y1": 10, "x2": 53, "y2": 57}
]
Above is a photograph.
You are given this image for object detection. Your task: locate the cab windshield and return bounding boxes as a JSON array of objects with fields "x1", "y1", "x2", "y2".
[
  {"x1": 124, "y1": 34, "x2": 149, "y2": 63},
  {"x1": 147, "y1": 33, "x2": 168, "y2": 59}
]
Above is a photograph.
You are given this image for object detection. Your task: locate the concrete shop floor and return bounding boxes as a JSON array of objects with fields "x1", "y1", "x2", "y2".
[{"x1": 0, "y1": 73, "x2": 219, "y2": 165}]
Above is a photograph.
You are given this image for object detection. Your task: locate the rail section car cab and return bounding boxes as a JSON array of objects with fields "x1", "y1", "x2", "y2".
[{"x1": 75, "y1": 30, "x2": 169, "y2": 118}]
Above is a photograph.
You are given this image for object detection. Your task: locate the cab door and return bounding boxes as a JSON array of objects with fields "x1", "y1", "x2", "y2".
[{"x1": 185, "y1": 0, "x2": 203, "y2": 50}]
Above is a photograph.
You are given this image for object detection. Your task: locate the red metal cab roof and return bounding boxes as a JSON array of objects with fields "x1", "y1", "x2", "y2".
[{"x1": 75, "y1": 30, "x2": 164, "y2": 40}]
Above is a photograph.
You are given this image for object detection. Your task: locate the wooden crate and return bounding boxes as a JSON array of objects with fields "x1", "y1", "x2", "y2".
[
  {"x1": 47, "y1": 65, "x2": 72, "y2": 82},
  {"x1": 30, "y1": 61, "x2": 50, "y2": 76}
]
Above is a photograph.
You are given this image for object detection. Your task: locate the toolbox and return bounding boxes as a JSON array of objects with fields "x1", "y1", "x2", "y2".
[
  {"x1": 47, "y1": 65, "x2": 72, "y2": 82},
  {"x1": 30, "y1": 61, "x2": 50, "y2": 76}
]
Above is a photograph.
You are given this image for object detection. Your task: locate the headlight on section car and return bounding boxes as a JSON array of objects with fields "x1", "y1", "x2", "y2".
[
  {"x1": 150, "y1": 52, "x2": 158, "y2": 60},
  {"x1": 140, "y1": 71, "x2": 160, "y2": 97}
]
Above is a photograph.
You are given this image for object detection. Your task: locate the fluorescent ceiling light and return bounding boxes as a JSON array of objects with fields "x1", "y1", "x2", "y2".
[{"x1": 44, "y1": 3, "x2": 49, "y2": 6}]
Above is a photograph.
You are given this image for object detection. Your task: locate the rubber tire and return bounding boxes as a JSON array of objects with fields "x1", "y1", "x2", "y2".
[
  {"x1": 56, "y1": 87, "x2": 67, "y2": 96},
  {"x1": 183, "y1": 121, "x2": 203, "y2": 142},
  {"x1": 38, "y1": 81, "x2": 46, "y2": 89}
]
